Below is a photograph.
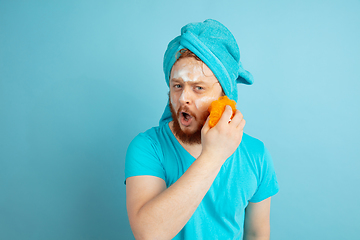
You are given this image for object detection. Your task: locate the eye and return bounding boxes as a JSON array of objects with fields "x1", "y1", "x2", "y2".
[
  {"x1": 195, "y1": 86, "x2": 204, "y2": 91},
  {"x1": 173, "y1": 84, "x2": 182, "y2": 89}
]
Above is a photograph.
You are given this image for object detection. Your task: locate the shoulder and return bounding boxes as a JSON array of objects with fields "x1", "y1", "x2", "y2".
[
  {"x1": 133, "y1": 127, "x2": 158, "y2": 142},
  {"x1": 240, "y1": 133, "x2": 267, "y2": 156},
  {"x1": 127, "y1": 124, "x2": 170, "y2": 156},
  {"x1": 240, "y1": 134, "x2": 279, "y2": 202},
  {"x1": 131, "y1": 123, "x2": 169, "y2": 144},
  {"x1": 238, "y1": 133, "x2": 274, "y2": 170},
  {"x1": 125, "y1": 125, "x2": 168, "y2": 182}
]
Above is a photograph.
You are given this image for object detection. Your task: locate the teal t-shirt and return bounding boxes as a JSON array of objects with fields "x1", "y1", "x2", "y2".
[{"x1": 125, "y1": 123, "x2": 279, "y2": 239}]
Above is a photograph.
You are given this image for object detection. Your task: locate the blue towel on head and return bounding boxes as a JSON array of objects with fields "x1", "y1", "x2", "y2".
[{"x1": 160, "y1": 19, "x2": 254, "y2": 125}]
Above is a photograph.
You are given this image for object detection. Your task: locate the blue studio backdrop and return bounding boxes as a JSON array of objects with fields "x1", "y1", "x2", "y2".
[{"x1": 1, "y1": 1, "x2": 360, "y2": 239}]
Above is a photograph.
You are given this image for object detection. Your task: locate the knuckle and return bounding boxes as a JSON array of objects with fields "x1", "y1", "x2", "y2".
[{"x1": 217, "y1": 125, "x2": 224, "y2": 132}]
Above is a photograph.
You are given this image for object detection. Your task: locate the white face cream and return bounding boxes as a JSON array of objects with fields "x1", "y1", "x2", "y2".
[
  {"x1": 170, "y1": 94, "x2": 177, "y2": 109},
  {"x1": 172, "y1": 64, "x2": 204, "y2": 82},
  {"x1": 178, "y1": 88, "x2": 191, "y2": 105},
  {"x1": 170, "y1": 57, "x2": 223, "y2": 114},
  {"x1": 195, "y1": 96, "x2": 218, "y2": 110}
]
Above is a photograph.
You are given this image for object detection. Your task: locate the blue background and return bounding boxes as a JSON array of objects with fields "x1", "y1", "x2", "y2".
[{"x1": 1, "y1": 0, "x2": 359, "y2": 239}]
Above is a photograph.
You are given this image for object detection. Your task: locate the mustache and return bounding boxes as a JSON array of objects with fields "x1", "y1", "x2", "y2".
[{"x1": 177, "y1": 106, "x2": 196, "y2": 118}]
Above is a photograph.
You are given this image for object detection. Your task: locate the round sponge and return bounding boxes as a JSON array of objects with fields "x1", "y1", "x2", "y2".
[{"x1": 208, "y1": 96, "x2": 237, "y2": 128}]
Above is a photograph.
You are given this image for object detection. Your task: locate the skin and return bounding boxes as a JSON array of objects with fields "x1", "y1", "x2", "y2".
[
  {"x1": 169, "y1": 57, "x2": 223, "y2": 148},
  {"x1": 126, "y1": 57, "x2": 271, "y2": 240},
  {"x1": 170, "y1": 59, "x2": 221, "y2": 111}
]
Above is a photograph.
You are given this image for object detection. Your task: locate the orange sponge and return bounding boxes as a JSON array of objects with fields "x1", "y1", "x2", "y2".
[{"x1": 208, "y1": 96, "x2": 237, "y2": 128}]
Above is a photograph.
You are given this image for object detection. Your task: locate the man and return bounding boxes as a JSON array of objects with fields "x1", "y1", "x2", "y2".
[{"x1": 125, "y1": 19, "x2": 279, "y2": 240}]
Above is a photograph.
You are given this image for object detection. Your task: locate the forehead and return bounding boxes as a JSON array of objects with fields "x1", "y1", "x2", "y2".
[{"x1": 170, "y1": 57, "x2": 218, "y2": 84}]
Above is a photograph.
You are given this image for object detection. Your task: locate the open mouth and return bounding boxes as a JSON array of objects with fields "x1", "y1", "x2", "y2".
[
  {"x1": 180, "y1": 111, "x2": 193, "y2": 126},
  {"x1": 182, "y1": 112, "x2": 190, "y2": 120}
]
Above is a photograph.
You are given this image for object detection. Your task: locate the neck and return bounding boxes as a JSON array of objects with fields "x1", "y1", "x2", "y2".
[{"x1": 169, "y1": 121, "x2": 203, "y2": 159}]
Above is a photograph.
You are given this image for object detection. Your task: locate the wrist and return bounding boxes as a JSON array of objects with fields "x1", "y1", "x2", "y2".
[{"x1": 197, "y1": 150, "x2": 225, "y2": 171}]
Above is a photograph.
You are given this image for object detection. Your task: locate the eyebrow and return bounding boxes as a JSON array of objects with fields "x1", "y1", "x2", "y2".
[{"x1": 170, "y1": 78, "x2": 209, "y2": 85}]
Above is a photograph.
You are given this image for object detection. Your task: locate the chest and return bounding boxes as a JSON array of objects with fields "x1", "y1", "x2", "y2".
[{"x1": 161, "y1": 147, "x2": 258, "y2": 205}]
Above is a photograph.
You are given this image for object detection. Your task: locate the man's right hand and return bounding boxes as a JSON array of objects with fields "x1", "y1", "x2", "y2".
[
  {"x1": 127, "y1": 106, "x2": 245, "y2": 240},
  {"x1": 201, "y1": 105, "x2": 246, "y2": 163}
]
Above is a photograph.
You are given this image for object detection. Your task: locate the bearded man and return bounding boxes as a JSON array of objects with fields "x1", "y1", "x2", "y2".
[{"x1": 125, "y1": 19, "x2": 279, "y2": 240}]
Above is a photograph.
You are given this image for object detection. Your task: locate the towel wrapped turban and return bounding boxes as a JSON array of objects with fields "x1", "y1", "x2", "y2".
[{"x1": 160, "y1": 19, "x2": 253, "y2": 125}]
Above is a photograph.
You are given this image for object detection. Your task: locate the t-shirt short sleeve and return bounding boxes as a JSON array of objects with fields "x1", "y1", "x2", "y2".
[
  {"x1": 125, "y1": 133, "x2": 165, "y2": 183},
  {"x1": 249, "y1": 145, "x2": 279, "y2": 203}
]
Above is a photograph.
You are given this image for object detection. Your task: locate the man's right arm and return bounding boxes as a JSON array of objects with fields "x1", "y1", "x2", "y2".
[
  {"x1": 126, "y1": 106, "x2": 245, "y2": 240},
  {"x1": 126, "y1": 153, "x2": 223, "y2": 240}
]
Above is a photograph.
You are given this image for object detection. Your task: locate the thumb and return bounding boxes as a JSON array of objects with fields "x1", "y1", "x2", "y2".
[{"x1": 202, "y1": 115, "x2": 211, "y2": 134}]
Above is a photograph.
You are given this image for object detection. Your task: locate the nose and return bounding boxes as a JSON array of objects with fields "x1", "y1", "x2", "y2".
[{"x1": 179, "y1": 87, "x2": 193, "y2": 105}]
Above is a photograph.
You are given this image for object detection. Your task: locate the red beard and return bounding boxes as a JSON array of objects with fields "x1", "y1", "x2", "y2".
[{"x1": 169, "y1": 99, "x2": 209, "y2": 145}]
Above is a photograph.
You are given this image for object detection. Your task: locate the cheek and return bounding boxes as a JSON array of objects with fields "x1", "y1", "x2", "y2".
[
  {"x1": 195, "y1": 96, "x2": 218, "y2": 111},
  {"x1": 170, "y1": 92, "x2": 178, "y2": 109},
  {"x1": 194, "y1": 85, "x2": 222, "y2": 111}
]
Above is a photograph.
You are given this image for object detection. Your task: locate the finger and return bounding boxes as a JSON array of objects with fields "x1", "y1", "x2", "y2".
[
  {"x1": 202, "y1": 115, "x2": 211, "y2": 133},
  {"x1": 236, "y1": 118, "x2": 246, "y2": 130},
  {"x1": 229, "y1": 109, "x2": 243, "y2": 127},
  {"x1": 217, "y1": 105, "x2": 233, "y2": 126}
]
